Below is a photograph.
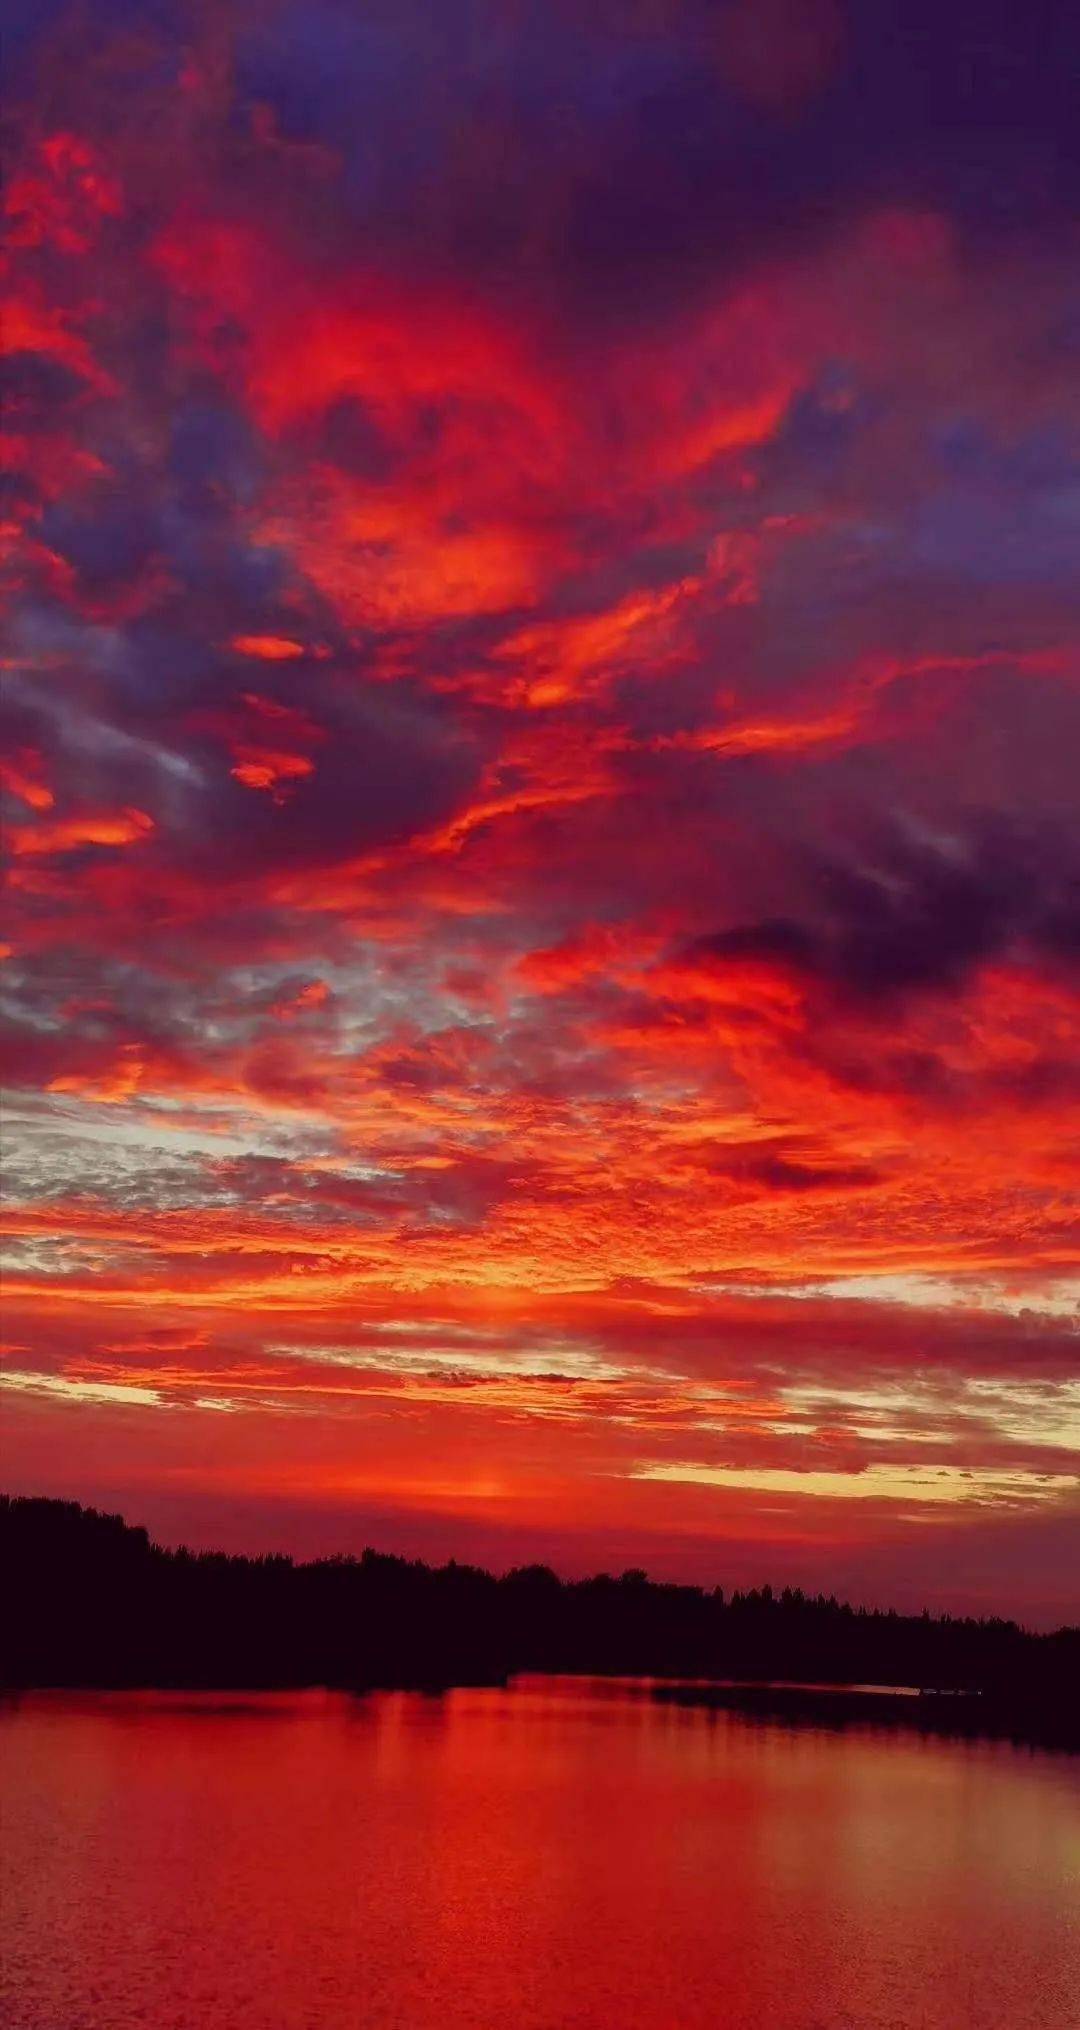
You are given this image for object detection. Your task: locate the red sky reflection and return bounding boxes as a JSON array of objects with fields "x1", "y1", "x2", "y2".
[{"x1": 2, "y1": 0, "x2": 1078, "y2": 1622}]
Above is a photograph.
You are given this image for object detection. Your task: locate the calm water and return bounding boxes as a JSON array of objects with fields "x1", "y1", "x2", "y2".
[{"x1": 3, "y1": 1681, "x2": 1078, "y2": 2030}]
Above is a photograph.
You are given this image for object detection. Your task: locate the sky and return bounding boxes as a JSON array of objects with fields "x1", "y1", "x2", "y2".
[{"x1": 2, "y1": 0, "x2": 1078, "y2": 1625}]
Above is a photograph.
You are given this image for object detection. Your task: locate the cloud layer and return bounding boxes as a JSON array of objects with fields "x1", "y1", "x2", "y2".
[{"x1": 2, "y1": 0, "x2": 1078, "y2": 1619}]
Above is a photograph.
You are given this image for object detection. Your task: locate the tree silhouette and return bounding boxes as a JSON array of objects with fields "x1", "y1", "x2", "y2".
[{"x1": 2, "y1": 1495, "x2": 1075, "y2": 1749}]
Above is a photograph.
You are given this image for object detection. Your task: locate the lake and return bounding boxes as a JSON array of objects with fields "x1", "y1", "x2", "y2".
[{"x1": 3, "y1": 1680, "x2": 1078, "y2": 2029}]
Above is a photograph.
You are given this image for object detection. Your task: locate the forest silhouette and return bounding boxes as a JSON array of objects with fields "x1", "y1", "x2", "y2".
[{"x1": 3, "y1": 1496, "x2": 1076, "y2": 1749}]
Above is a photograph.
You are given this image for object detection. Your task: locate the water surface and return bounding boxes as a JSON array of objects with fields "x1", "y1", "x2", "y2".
[{"x1": 3, "y1": 1680, "x2": 1078, "y2": 2030}]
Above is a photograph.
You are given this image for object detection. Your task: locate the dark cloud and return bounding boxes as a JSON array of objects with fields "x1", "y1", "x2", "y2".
[
  {"x1": 225, "y1": 0, "x2": 1080, "y2": 321},
  {"x1": 723, "y1": 1153, "x2": 884, "y2": 1195},
  {"x1": 688, "y1": 820, "x2": 1080, "y2": 1006},
  {"x1": 40, "y1": 484, "x2": 160, "y2": 595},
  {"x1": 1, "y1": 349, "x2": 91, "y2": 416},
  {"x1": 175, "y1": 692, "x2": 482, "y2": 877}
]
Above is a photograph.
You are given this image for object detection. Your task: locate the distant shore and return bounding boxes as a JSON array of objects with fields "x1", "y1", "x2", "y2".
[
  {"x1": 647, "y1": 1679, "x2": 1080, "y2": 1754},
  {"x1": 5, "y1": 1495, "x2": 1077, "y2": 1753}
]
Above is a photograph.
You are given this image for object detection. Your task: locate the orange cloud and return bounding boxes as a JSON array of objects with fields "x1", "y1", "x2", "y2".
[
  {"x1": 7, "y1": 808, "x2": 154, "y2": 855},
  {"x1": 230, "y1": 635, "x2": 308, "y2": 660},
  {"x1": 0, "y1": 753, "x2": 55, "y2": 811}
]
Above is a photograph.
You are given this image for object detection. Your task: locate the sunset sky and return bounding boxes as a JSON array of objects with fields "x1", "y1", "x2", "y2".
[{"x1": 3, "y1": 0, "x2": 1078, "y2": 1625}]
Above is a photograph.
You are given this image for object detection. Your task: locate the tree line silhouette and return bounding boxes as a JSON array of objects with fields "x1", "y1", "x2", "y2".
[{"x1": 3, "y1": 1496, "x2": 1076, "y2": 1747}]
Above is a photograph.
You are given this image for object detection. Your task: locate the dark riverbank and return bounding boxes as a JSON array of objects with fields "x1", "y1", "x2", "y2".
[
  {"x1": 4, "y1": 1496, "x2": 1077, "y2": 1750},
  {"x1": 647, "y1": 1679, "x2": 1080, "y2": 1754}
]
